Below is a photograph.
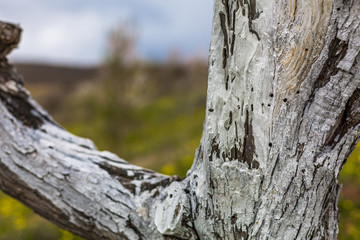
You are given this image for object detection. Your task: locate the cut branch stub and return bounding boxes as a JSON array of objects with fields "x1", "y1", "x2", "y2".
[{"x1": 0, "y1": 22, "x2": 21, "y2": 58}]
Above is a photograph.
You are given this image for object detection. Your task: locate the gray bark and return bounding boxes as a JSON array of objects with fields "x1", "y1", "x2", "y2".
[{"x1": 0, "y1": 0, "x2": 359, "y2": 239}]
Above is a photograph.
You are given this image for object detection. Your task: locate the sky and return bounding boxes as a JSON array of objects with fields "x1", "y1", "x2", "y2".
[{"x1": 0, "y1": 0, "x2": 214, "y2": 66}]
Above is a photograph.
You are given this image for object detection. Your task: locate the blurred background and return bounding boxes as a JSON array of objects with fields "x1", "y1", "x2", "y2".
[{"x1": 0, "y1": 1, "x2": 359, "y2": 239}]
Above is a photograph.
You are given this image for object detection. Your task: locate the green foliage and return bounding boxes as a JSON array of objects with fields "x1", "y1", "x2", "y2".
[
  {"x1": 0, "y1": 191, "x2": 81, "y2": 240},
  {"x1": 340, "y1": 142, "x2": 360, "y2": 185},
  {"x1": 338, "y1": 142, "x2": 360, "y2": 239},
  {"x1": 60, "y1": 62, "x2": 206, "y2": 176}
]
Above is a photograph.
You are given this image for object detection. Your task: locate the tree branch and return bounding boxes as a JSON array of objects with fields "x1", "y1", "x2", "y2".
[
  {"x1": 0, "y1": 21, "x2": 191, "y2": 240},
  {"x1": 0, "y1": 0, "x2": 359, "y2": 239}
]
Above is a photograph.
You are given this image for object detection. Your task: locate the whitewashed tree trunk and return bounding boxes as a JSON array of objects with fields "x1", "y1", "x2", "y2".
[{"x1": 0, "y1": 0, "x2": 359, "y2": 239}]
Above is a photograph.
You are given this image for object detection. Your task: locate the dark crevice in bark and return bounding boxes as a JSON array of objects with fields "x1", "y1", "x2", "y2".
[
  {"x1": 231, "y1": 213, "x2": 237, "y2": 224},
  {"x1": 140, "y1": 176, "x2": 182, "y2": 192},
  {"x1": 244, "y1": 0, "x2": 261, "y2": 40},
  {"x1": 164, "y1": 236, "x2": 187, "y2": 240},
  {"x1": 220, "y1": 0, "x2": 241, "y2": 69},
  {"x1": 98, "y1": 162, "x2": 155, "y2": 181},
  {"x1": 222, "y1": 0, "x2": 231, "y2": 25},
  {"x1": 210, "y1": 138, "x2": 221, "y2": 161},
  {"x1": 229, "y1": 111, "x2": 233, "y2": 126},
  {"x1": 221, "y1": 109, "x2": 259, "y2": 169},
  {"x1": 311, "y1": 37, "x2": 349, "y2": 98},
  {"x1": 233, "y1": 226, "x2": 249, "y2": 239},
  {"x1": 230, "y1": 1, "x2": 240, "y2": 55},
  {"x1": 0, "y1": 59, "x2": 52, "y2": 129},
  {"x1": 225, "y1": 110, "x2": 233, "y2": 130},
  {"x1": 98, "y1": 161, "x2": 181, "y2": 195},
  {"x1": 230, "y1": 30, "x2": 236, "y2": 55},
  {"x1": 0, "y1": 90, "x2": 46, "y2": 128},
  {"x1": 72, "y1": 208, "x2": 96, "y2": 232},
  {"x1": 230, "y1": 144, "x2": 242, "y2": 163},
  {"x1": 325, "y1": 88, "x2": 360, "y2": 147},
  {"x1": 266, "y1": 154, "x2": 280, "y2": 190},
  {"x1": 292, "y1": 0, "x2": 298, "y2": 21},
  {"x1": 99, "y1": 162, "x2": 149, "y2": 181},
  {"x1": 126, "y1": 217, "x2": 145, "y2": 240},
  {"x1": 226, "y1": 75, "x2": 229, "y2": 90},
  {"x1": 243, "y1": 109, "x2": 259, "y2": 169},
  {"x1": 219, "y1": 11, "x2": 229, "y2": 69},
  {"x1": 122, "y1": 183, "x2": 137, "y2": 195}
]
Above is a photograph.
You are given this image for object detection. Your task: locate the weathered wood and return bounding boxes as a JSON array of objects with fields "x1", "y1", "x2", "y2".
[
  {"x1": 0, "y1": 0, "x2": 359, "y2": 239},
  {"x1": 181, "y1": 0, "x2": 360, "y2": 239}
]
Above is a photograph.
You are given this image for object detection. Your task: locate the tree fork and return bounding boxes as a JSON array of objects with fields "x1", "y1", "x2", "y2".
[{"x1": 0, "y1": 0, "x2": 359, "y2": 239}]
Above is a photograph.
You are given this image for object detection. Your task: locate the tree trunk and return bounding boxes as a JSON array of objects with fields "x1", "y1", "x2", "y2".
[{"x1": 0, "y1": 0, "x2": 359, "y2": 239}]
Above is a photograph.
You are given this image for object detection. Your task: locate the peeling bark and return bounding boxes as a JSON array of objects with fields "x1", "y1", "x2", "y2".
[{"x1": 0, "y1": 0, "x2": 359, "y2": 239}]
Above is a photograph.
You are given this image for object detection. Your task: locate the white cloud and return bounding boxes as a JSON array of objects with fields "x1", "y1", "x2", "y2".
[{"x1": 0, "y1": 0, "x2": 213, "y2": 65}]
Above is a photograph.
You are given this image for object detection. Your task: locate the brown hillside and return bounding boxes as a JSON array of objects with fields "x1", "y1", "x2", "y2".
[{"x1": 14, "y1": 63, "x2": 99, "y2": 84}]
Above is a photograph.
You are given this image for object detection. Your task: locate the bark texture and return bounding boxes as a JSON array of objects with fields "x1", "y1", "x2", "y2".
[
  {"x1": 0, "y1": 0, "x2": 359, "y2": 239},
  {"x1": 184, "y1": 0, "x2": 360, "y2": 239}
]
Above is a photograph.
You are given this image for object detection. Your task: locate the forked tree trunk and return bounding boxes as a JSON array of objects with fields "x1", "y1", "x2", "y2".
[{"x1": 0, "y1": 0, "x2": 359, "y2": 239}]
